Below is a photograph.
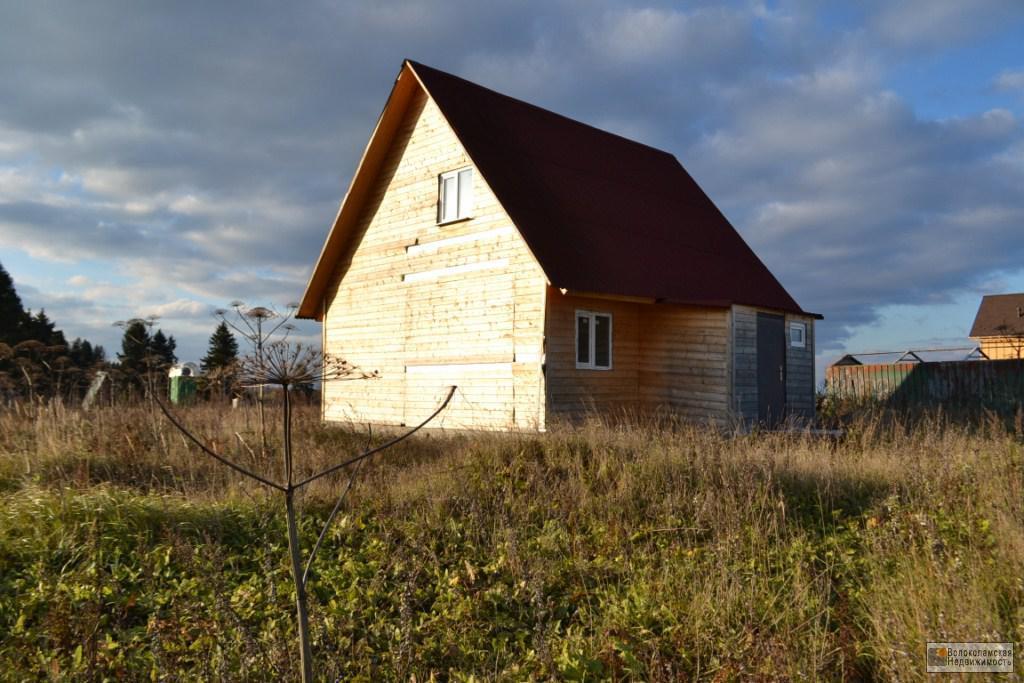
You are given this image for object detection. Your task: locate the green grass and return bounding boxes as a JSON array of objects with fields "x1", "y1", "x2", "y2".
[{"x1": 0, "y1": 403, "x2": 1022, "y2": 680}]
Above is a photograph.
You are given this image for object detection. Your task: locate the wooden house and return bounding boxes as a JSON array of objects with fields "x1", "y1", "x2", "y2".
[
  {"x1": 970, "y1": 293, "x2": 1024, "y2": 359},
  {"x1": 298, "y1": 60, "x2": 820, "y2": 430}
]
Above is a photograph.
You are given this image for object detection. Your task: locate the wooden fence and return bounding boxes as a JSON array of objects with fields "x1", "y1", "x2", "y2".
[{"x1": 825, "y1": 359, "x2": 1024, "y2": 409}]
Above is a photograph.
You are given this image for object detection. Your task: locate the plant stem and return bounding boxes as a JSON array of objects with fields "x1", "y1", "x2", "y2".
[
  {"x1": 285, "y1": 488, "x2": 314, "y2": 683},
  {"x1": 284, "y1": 386, "x2": 292, "y2": 486},
  {"x1": 282, "y1": 384, "x2": 312, "y2": 681},
  {"x1": 257, "y1": 322, "x2": 268, "y2": 456},
  {"x1": 258, "y1": 385, "x2": 267, "y2": 455}
]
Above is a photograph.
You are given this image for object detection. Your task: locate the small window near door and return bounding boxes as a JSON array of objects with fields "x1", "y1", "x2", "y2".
[
  {"x1": 438, "y1": 167, "x2": 473, "y2": 224},
  {"x1": 789, "y1": 321, "x2": 806, "y2": 348},
  {"x1": 576, "y1": 310, "x2": 612, "y2": 369}
]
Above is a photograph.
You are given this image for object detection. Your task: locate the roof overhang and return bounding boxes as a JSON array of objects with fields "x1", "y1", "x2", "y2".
[
  {"x1": 558, "y1": 287, "x2": 823, "y2": 318},
  {"x1": 297, "y1": 62, "x2": 421, "y2": 319}
]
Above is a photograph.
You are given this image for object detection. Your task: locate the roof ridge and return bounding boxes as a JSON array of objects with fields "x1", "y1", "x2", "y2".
[{"x1": 405, "y1": 59, "x2": 679, "y2": 161}]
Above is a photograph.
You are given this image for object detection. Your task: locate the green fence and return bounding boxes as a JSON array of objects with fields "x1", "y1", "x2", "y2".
[{"x1": 826, "y1": 359, "x2": 1024, "y2": 410}]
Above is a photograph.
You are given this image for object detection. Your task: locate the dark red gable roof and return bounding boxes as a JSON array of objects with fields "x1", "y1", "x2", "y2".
[
  {"x1": 408, "y1": 60, "x2": 814, "y2": 316},
  {"x1": 970, "y1": 293, "x2": 1024, "y2": 337}
]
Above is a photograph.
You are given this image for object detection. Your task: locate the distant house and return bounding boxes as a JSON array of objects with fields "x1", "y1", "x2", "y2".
[
  {"x1": 298, "y1": 60, "x2": 820, "y2": 430},
  {"x1": 970, "y1": 293, "x2": 1024, "y2": 359}
]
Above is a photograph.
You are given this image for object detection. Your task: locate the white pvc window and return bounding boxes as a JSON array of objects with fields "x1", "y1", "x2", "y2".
[
  {"x1": 438, "y1": 167, "x2": 473, "y2": 223},
  {"x1": 576, "y1": 310, "x2": 612, "y2": 370},
  {"x1": 790, "y1": 321, "x2": 806, "y2": 348}
]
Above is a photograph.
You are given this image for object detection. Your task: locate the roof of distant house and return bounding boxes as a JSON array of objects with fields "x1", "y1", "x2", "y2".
[
  {"x1": 299, "y1": 60, "x2": 818, "y2": 319},
  {"x1": 969, "y1": 293, "x2": 1024, "y2": 337}
]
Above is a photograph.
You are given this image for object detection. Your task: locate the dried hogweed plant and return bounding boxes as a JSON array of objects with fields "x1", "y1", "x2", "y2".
[
  {"x1": 237, "y1": 341, "x2": 371, "y2": 389},
  {"x1": 154, "y1": 340, "x2": 455, "y2": 682},
  {"x1": 214, "y1": 301, "x2": 300, "y2": 455}
]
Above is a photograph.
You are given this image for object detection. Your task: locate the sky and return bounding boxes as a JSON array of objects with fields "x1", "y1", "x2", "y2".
[{"x1": 1, "y1": 0, "x2": 1023, "y2": 382}]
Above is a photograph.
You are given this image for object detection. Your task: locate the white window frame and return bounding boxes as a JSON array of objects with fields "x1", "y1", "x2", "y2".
[
  {"x1": 789, "y1": 321, "x2": 806, "y2": 348},
  {"x1": 437, "y1": 167, "x2": 473, "y2": 224},
  {"x1": 575, "y1": 309, "x2": 613, "y2": 370}
]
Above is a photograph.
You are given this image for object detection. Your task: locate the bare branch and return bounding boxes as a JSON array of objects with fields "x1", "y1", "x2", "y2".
[
  {"x1": 234, "y1": 308, "x2": 260, "y2": 339},
  {"x1": 217, "y1": 314, "x2": 255, "y2": 341},
  {"x1": 265, "y1": 314, "x2": 294, "y2": 339},
  {"x1": 153, "y1": 393, "x2": 286, "y2": 491},
  {"x1": 294, "y1": 385, "x2": 456, "y2": 490},
  {"x1": 301, "y1": 425, "x2": 371, "y2": 588}
]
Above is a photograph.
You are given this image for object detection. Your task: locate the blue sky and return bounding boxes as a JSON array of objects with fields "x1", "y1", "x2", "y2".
[{"x1": 1, "y1": 0, "x2": 1023, "y2": 384}]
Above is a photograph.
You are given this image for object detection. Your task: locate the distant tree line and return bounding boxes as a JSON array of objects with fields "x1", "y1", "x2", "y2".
[
  {"x1": 0, "y1": 262, "x2": 106, "y2": 402},
  {"x1": 1, "y1": 260, "x2": 269, "y2": 406}
]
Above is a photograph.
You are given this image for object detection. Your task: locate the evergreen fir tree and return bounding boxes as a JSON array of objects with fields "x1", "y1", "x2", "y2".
[
  {"x1": 0, "y1": 262, "x2": 29, "y2": 344},
  {"x1": 69, "y1": 339, "x2": 105, "y2": 368},
  {"x1": 117, "y1": 320, "x2": 152, "y2": 374},
  {"x1": 69, "y1": 339, "x2": 89, "y2": 367},
  {"x1": 150, "y1": 330, "x2": 177, "y2": 368},
  {"x1": 201, "y1": 322, "x2": 238, "y2": 372},
  {"x1": 24, "y1": 310, "x2": 66, "y2": 347}
]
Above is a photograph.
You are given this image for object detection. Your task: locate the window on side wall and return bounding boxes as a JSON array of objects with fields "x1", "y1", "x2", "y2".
[
  {"x1": 790, "y1": 321, "x2": 806, "y2": 348},
  {"x1": 576, "y1": 310, "x2": 612, "y2": 370},
  {"x1": 438, "y1": 167, "x2": 473, "y2": 224}
]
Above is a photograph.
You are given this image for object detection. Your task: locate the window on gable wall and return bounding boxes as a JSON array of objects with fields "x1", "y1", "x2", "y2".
[
  {"x1": 438, "y1": 167, "x2": 473, "y2": 224},
  {"x1": 576, "y1": 310, "x2": 612, "y2": 369}
]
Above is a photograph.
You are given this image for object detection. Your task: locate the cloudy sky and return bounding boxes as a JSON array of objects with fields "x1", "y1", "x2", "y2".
[{"x1": 2, "y1": 1, "x2": 1023, "y2": 379}]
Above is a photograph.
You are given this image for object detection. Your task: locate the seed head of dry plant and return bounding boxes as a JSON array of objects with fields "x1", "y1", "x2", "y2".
[
  {"x1": 214, "y1": 301, "x2": 300, "y2": 349},
  {"x1": 237, "y1": 341, "x2": 379, "y2": 388}
]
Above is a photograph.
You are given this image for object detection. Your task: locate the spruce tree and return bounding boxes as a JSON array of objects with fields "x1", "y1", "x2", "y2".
[
  {"x1": 68, "y1": 339, "x2": 104, "y2": 368},
  {"x1": 151, "y1": 330, "x2": 178, "y2": 368},
  {"x1": 69, "y1": 339, "x2": 89, "y2": 367},
  {"x1": 24, "y1": 310, "x2": 66, "y2": 347},
  {"x1": 0, "y1": 262, "x2": 29, "y2": 344},
  {"x1": 201, "y1": 322, "x2": 238, "y2": 372},
  {"x1": 117, "y1": 320, "x2": 152, "y2": 374}
]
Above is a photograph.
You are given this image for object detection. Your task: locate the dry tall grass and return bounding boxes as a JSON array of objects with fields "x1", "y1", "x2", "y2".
[{"x1": 0, "y1": 401, "x2": 1021, "y2": 680}]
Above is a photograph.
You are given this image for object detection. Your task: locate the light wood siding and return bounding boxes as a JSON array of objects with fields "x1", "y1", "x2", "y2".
[
  {"x1": 638, "y1": 305, "x2": 729, "y2": 424},
  {"x1": 322, "y1": 89, "x2": 548, "y2": 431},
  {"x1": 731, "y1": 305, "x2": 816, "y2": 423},
  {"x1": 977, "y1": 337, "x2": 1024, "y2": 360},
  {"x1": 544, "y1": 290, "x2": 729, "y2": 424},
  {"x1": 544, "y1": 291, "x2": 640, "y2": 417}
]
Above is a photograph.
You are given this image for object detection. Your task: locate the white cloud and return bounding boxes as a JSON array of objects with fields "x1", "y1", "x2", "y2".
[
  {"x1": 148, "y1": 298, "x2": 211, "y2": 318},
  {"x1": 869, "y1": 0, "x2": 1024, "y2": 49},
  {"x1": 169, "y1": 194, "x2": 203, "y2": 215},
  {"x1": 993, "y1": 69, "x2": 1024, "y2": 92}
]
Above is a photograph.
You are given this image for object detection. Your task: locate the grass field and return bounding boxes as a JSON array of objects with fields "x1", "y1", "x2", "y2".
[{"x1": 0, "y1": 401, "x2": 1021, "y2": 681}]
